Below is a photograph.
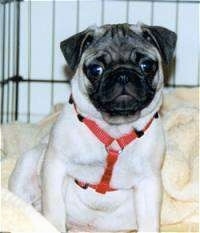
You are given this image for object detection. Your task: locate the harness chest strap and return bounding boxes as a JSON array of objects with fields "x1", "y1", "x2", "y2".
[
  {"x1": 69, "y1": 96, "x2": 158, "y2": 194},
  {"x1": 75, "y1": 149, "x2": 119, "y2": 193}
]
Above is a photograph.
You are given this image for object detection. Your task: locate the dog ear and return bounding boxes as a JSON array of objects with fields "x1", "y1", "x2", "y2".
[
  {"x1": 141, "y1": 25, "x2": 177, "y2": 64},
  {"x1": 60, "y1": 28, "x2": 94, "y2": 71}
]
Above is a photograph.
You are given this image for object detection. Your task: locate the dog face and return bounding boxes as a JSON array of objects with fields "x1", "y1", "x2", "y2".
[{"x1": 61, "y1": 23, "x2": 176, "y2": 124}]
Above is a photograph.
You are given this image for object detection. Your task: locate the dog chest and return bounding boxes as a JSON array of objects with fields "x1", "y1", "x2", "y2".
[
  {"x1": 64, "y1": 178, "x2": 137, "y2": 231},
  {"x1": 64, "y1": 140, "x2": 158, "y2": 191},
  {"x1": 55, "y1": 108, "x2": 164, "y2": 190}
]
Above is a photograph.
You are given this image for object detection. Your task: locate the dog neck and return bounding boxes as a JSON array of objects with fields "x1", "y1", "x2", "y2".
[{"x1": 70, "y1": 84, "x2": 162, "y2": 138}]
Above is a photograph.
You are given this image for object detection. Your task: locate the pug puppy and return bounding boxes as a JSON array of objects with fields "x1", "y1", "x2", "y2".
[{"x1": 9, "y1": 23, "x2": 177, "y2": 233}]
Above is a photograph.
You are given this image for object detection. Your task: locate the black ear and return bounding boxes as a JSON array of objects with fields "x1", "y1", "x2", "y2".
[
  {"x1": 60, "y1": 29, "x2": 94, "y2": 71},
  {"x1": 142, "y1": 25, "x2": 177, "y2": 64}
]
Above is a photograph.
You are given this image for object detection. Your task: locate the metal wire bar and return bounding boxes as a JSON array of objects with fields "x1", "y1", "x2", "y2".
[
  {"x1": 101, "y1": 0, "x2": 105, "y2": 25},
  {"x1": 6, "y1": 2, "x2": 11, "y2": 122},
  {"x1": 12, "y1": 1, "x2": 16, "y2": 76},
  {"x1": 22, "y1": 79, "x2": 68, "y2": 83},
  {"x1": 14, "y1": 0, "x2": 21, "y2": 121},
  {"x1": 164, "y1": 84, "x2": 199, "y2": 88},
  {"x1": 126, "y1": 0, "x2": 130, "y2": 23},
  {"x1": 1, "y1": 4, "x2": 6, "y2": 123},
  {"x1": 0, "y1": 78, "x2": 68, "y2": 85},
  {"x1": 198, "y1": 3, "x2": 200, "y2": 86},
  {"x1": 76, "y1": 0, "x2": 80, "y2": 32},
  {"x1": 15, "y1": 3, "x2": 20, "y2": 76},
  {"x1": 150, "y1": 0, "x2": 154, "y2": 25},
  {"x1": 11, "y1": 78, "x2": 14, "y2": 121},
  {"x1": 11, "y1": 1, "x2": 16, "y2": 121},
  {"x1": 51, "y1": 0, "x2": 56, "y2": 108},
  {"x1": 27, "y1": 0, "x2": 31, "y2": 122}
]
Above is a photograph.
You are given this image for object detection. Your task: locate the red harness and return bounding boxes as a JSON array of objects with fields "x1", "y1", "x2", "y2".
[{"x1": 69, "y1": 96, "x2": 158, "y2": 194}]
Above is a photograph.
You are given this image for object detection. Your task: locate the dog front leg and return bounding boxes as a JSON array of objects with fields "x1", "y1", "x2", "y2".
[
  {"x1": 42, "y1": 152, "x2": 67, "y2": 232},
  {"x1": 134, "y1": 176, "x2": 162, "y2": 233}
]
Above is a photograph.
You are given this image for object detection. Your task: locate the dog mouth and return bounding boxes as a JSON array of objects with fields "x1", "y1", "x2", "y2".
[
  {"x1": 87, "y1": 67, "x2": 156, "y2": 117},
  {"x1": 115, "y1": 94, "x2": 133, "y2": 102},
  {"x1": 91, "y1": 93, "x2": 148, "y2": 116},
  {"x1": 89, "y1": 85, "x2": 155, "y2": 117}
]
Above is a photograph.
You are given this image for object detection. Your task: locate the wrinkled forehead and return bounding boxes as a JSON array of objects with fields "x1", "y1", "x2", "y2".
[{"x1": 83, "y1": 25, "x2": 158, "y2": 65}]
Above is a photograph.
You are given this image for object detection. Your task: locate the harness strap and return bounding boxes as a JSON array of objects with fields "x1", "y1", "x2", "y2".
[
  {"x1": 82, "y1": 117, "x2": 114, "y2": 147},
  {"x1": 69, "y1": 95, "x2": 158, "y2": 194},
  {"x1": 96, "y1": 149, "x2": 119, "y2": 193}
]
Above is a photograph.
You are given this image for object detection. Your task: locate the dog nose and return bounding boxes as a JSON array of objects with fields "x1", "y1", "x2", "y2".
[{"x1": 118, "y1": 75, "x2": 129, "y2": 85}]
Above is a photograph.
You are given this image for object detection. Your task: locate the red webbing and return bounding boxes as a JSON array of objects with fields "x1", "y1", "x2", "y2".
[
  {"x1": 83, "y1": 118, "x2": 114, "y2": 147},
  {"x1": 117, "y1": 130, "x2": 138, "y2": 148},
  {"x1": 95, "y1": 149, "x2": 119, "y2": 194},
  {"x1": 70, "y1": 96, "x2": 158, "y2": 194}
]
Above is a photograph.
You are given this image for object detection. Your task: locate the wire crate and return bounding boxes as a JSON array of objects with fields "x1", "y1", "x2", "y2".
[{"x1": 0, "y1": 0, "x2": 199, "y2": 123}]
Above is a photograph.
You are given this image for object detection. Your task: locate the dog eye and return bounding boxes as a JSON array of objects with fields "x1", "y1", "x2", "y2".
[
  {"x1": 140, "y1": 59, "x2": 157, "y2": 74},
  {"x1": 87, "y1": 64, "x2": 103, "y2": 77}
]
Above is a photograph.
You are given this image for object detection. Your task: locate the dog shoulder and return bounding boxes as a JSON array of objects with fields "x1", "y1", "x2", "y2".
[{"x1": 47, "y1": 102, "x2": 102, "y2": 156}]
